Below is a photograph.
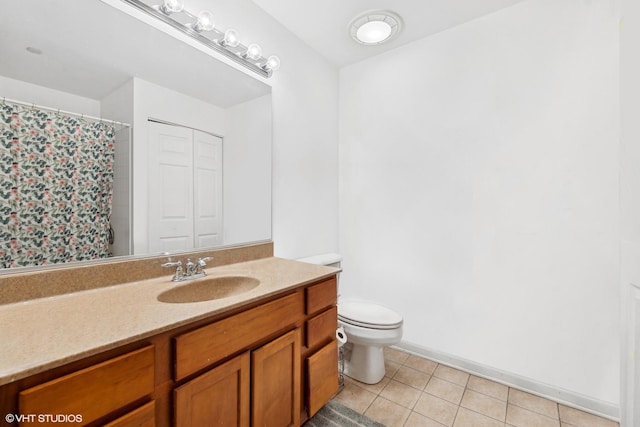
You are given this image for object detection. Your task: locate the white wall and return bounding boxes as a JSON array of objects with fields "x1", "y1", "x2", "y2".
[
  {"x1": 186, "y1": 0, "x2": 340, "y2": 259},
  {"x1": 620, "y1": 0, "x2": 640, "y2": 424},
  {"x1": 0, "y1": 75, "x2": 100, "y2": 116},
  {"x1": 340, "y1": 0, "x2": 619, "y2": 411},
  {"x1": 225, "y1": 95, "x2": 272, "y2": 245}
]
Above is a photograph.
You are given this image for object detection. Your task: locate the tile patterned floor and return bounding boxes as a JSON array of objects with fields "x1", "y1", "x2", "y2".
[{"x1": 331, "y1": 348, "x2": 619, "y2": 427}]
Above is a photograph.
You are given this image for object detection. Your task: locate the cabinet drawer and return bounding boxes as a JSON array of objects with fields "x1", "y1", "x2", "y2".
[
  {"x1": 306, "y1": 340, "x2": 339, "y2": 417},
  {"x1": 103, "y1": 401, "x2": 156, "y2": 427},
  {"x1": 175, "y1": 292, "x2": 304, "y2": 380},
  {"x1": 306, "y1": 306, "x2": 337, "y2": 349},
  {"x1": 306, "y1": 277, "x2": 337, "y2": 315},
  {"x1": 19, "y1": 346, "x2": 154, "y2": 426}
]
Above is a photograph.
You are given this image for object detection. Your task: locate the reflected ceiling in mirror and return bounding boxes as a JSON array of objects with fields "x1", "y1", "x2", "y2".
[{"x1": 0, "y1": 0, "x2": 271, "y2": 107}]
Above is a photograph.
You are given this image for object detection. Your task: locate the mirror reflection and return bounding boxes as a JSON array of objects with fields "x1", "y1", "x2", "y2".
[{"x1": 0, "y1": 0, "x2": 272, "y2": 270}]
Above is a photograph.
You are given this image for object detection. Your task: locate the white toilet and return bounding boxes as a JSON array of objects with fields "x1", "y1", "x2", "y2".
[{"x1": 297, "y1": 253, "x2": 403, "y2": 384}]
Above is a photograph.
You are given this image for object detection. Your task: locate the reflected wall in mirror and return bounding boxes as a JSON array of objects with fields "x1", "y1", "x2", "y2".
[{"x1": 0, "y1": 0, "x2": 272, "y2": 271}]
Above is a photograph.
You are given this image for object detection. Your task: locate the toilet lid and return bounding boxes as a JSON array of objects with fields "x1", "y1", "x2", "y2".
[{"x1": 338, "y1": 300, "x2": 403, "y2": 329}]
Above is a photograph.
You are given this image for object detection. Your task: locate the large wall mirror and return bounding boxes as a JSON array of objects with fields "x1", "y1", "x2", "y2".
[{"x1": 0, "y1": 0, "x2": 272, "y2": 272}]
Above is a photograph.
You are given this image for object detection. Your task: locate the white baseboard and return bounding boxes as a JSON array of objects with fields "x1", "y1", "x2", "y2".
[{"x1": 393, "y1": 340, "x2": 620, "y2": 422}]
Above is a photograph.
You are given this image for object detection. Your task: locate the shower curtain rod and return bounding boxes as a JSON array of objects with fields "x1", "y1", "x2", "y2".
[{"x1": 1, "y1": 96, "x2": 131, "y2": 128}]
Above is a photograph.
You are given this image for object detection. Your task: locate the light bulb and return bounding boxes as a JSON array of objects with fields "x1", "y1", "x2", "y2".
[
  {"x1": 159, "y1": 0, "x2": 184, "y2": 14},
  {"x1": 193, "y1": 10, "x2": 215, "y2": 32},
  {"x1": 356, "y1": 20, "x2": 392, "y2": 44},
  {"x1": 263, "y1": 55, "x2": 281, "y2": 71},
  {"x1": 220, "y1": 28, "x2": 240, "y2": 47},
  {"x1": 244, "y1": 43, "x2": 262, "y2": 61}
]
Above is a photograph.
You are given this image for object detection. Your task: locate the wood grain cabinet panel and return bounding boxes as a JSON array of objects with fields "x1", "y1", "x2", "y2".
[
  {"x1": 0, "y1": 274, "x2": 339, "y2": 427},
  {"x1": 252, "y1": 329, "x2": 301, "y2": 427},
  {"x1": 306, "y1": 340, "x2": 339, "y2": 418},
  {"x1": 305, "y1": 277, "x2": 337, "y2": 315},
  {"x1": 175, "y1": 292, "x2": 304, "y2": 380},
  {"x1": 18, "y1": 346, "x2": 154, "y2": 426},
  {"x1": 306, "y1": 306, "x2": 337, "y2": 349},
  {"x1": 103, "y1": 401, "x2": 156, "y2": 427},
  {"x1": 174, "y1": 352, "x2": 250, "y2": 427}
]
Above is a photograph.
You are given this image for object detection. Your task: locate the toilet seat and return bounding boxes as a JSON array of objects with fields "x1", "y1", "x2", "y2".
[{"x1": 338, "y1": 300, "x2": 403, "y2": 330}]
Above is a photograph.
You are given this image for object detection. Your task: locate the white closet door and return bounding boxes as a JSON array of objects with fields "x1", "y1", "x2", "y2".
[
  {"x1": 148, "y1": 122, "x2": 194, "y2": 253},
  {"x1": 193, "y1": 130, "x2": 223, "y2": 247}
]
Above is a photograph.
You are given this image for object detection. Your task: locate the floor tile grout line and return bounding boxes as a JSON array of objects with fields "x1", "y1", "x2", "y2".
[
  {"x1": 372, "y1": 349, "x2": 618, "y2": 427},
  {"x1": 449, "y1": 372, "x2": 471, "y2": 427},
  {"x1": 505, "y1": 388, "x2": 562, "y2": 421},
  {"x1": 459, "y1": 388, "x2": 511, "y2": 423},
  {"x1": 460, "y1": 405, "x2": 509, "y2": 425}
]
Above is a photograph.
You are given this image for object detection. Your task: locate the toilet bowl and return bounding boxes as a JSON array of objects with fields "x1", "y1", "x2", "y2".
[
  {"x1": 296, "y1": 253, "x2": 404, "y2": 385},
  {"x1": 338, "y1": 299, "x2": 403, "y2": 384}
]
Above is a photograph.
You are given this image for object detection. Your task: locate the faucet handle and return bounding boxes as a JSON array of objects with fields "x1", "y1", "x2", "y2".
[
  {"x1": 162, "y1": 253, "x2": 181, "y2": 269},
  {"x1": 196, "y1": 256, "x2": 213, "y2": 274},
  {"x1": 197, "y1": 256, "x2": 212, "y2": 266},
  {"x1": 161, "y1": 260, "x2": 181, "y2": 268},
  {"x1": 161, "y1": 260, "x2": 183, "y2": 281}
]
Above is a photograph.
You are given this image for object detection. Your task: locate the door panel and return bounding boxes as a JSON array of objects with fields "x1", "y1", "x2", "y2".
[
  {"x1": 148, "y1": 122, "x2": 194, "y2": 253},
  {"x1": 252, "y1": 329, "x2": 301, "y2": 427},
  {"x1": 174, "y1": 352, "x2": 250, "y2": 427},
  {"x1": 194, "y1": 130, "x2": 223, "y2": 248}
]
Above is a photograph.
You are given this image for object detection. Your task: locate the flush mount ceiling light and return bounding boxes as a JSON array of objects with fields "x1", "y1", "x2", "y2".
[
  {"x1": 349, "y1": 10, "x2": 402, "y2": 45},
  {"x1": 122, "y1": 0, "x2": 280, "y2": 77}
]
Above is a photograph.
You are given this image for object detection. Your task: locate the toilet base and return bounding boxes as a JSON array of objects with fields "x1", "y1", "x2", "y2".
[{"x1": 343, "y1": 342, "x2": 386, "y2": 384}]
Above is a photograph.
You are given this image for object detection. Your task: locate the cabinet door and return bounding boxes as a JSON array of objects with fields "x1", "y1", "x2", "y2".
[
  {"x1": 174, "y1": 352, "x2": 250, "y2": 427},
  {"x1": 307, "y1": 340, "x2": 339, "y2": 417},
  {"x1": 252, "y1": 329, "x2": 301, "y2": 427},
  {"x1": 103, "y1": 401, "x2": 155, "y2": 427}
]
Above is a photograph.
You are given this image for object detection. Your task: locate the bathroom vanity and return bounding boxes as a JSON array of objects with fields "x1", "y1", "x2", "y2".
[{"x1": 0, "y1": 245, "x2": 339, "y2": 426}]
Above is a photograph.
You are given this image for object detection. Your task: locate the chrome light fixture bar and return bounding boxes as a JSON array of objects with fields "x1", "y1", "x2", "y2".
[{"x1": 119, "y1": 0, "x2": 280, "y2": 78}]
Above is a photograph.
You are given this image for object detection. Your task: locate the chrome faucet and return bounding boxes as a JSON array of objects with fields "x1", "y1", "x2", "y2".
[
  {"x1": 162, "y1": 255, "x2": 213, "y2": 282},
  {"x1": 185, "y1": 259, "x2": 196, "y2": 276}
]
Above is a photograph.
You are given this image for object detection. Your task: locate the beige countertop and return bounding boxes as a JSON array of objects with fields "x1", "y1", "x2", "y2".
[{"x1": 0, "y1": 257, "x2": 339, "y2": 386}]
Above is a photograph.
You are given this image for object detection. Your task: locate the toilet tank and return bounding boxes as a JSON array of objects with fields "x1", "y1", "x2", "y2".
[
  {"x1": 297, "y1": 253, "x2": 342, "y2": 295},
  {"x1": 296, "y1": 253, "x2": 342, "y2": 269}
]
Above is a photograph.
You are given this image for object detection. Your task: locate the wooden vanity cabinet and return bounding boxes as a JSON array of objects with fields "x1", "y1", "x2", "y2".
[
  {"x1": 173, "y1": 292, "x2": 304, "y2": 381},
  {"x1": 2, "y1": 274, "x2": 339, "y2": 427},
  {"x1": 174, "y1": 329, "x2": 302, "y2": 427},
  {"x1": 173, "y1": 293, "x2": 304, "y2": 427}
]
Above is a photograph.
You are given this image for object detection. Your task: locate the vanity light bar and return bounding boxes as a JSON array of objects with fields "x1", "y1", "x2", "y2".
[{"x1": 119, "y1": 0, "x2": 279, "y2": 78}]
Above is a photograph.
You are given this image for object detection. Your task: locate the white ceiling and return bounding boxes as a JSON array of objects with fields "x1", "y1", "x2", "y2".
[
  {"x1": 0, "y1": 0, "x2": 527, "y2": 106},
  {"x1": 251, "y1": 0, "x2": 526, "y2": 67}
]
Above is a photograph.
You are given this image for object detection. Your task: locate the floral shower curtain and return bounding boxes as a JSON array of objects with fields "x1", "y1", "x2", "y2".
[{"x1": 0, "y1": 102, "x2": 116, "y2": 268}]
